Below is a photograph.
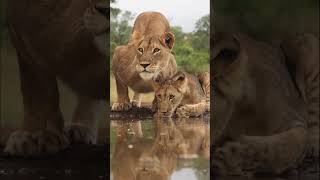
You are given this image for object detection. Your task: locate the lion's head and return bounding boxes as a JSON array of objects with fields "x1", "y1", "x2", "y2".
[
  {"x1": 135, "y1": 32, "x2": 175, "y2": 80},
  {"x1": 154, "y1": 71, "x2": 188, "y2": 117}
]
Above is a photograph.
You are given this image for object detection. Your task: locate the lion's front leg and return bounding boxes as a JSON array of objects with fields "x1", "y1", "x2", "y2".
[
  {"x1": 176, "y1": 101, "x2": 207, "y2": 117},
  {"x1": 111, "y1": 74, "x2": 132, "y2": 111},
  {"x1": 65, "y1": 95, "x2": 105, "y2": 144},
  {"x1": 212, "y1": 127, "x2": 307, "y2": 175},
  {"x1": 131, "y1": 92, "x2": 142, "y2": 107},
  {"x1": 4, "y1": 54, "x2": 68, "y2": 156}
]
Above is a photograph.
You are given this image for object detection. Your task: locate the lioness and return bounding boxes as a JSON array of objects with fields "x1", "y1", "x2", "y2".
[
  {"x1": 4, "y1": 0, "x2": 109, "y2": 156},
  {"x1": 111, "y1": 12, "x2": 177, "y2": 111},
  {"x1": 154, "y1": 71, "x2": 210, "y2": 117},
  {"x1": 211, "y1": 32, "x2": 319, "y2": 175}
]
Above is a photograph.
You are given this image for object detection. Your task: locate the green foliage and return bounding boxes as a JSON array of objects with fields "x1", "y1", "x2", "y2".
[
  {"x1": 110, "y1": 2, "x2": 134, "y2": 60},
  {"x1": 192, "y1": 15, "x2": 210, "y2": 50},
  {"x1": 171, "y1": 25, "x2": 209, "y2": 72},
  {"x1": 213, "y1": 0, "x2": 319, "y2": 42},
  {"x1": 0, "y1": 0, "x2": 7, "y2": 48}
]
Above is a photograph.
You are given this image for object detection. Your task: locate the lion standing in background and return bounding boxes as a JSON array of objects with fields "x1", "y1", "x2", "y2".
[{"x1": 111, "y1": 12, "x2": 177, "y2": 111}]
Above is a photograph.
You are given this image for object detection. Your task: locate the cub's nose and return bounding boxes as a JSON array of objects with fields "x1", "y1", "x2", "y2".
[{"x1": 140, "y1": 63, "x2": 150, "y2": 69}]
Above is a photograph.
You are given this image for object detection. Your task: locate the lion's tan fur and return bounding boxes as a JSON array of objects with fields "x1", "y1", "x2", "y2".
[
  {"x1": 4, "y1": 0, "x2": 108, "y2": 156},
  {"x1": 154, "y1": 71, "x2": 210, "y2": 117},
  {"x1": 111, "y1": 12, "x2": 177, "y2": 110},
  {"x1": 111, "y1": 118, "x2": 209, "y2": 180},
  {"x1": 211, "y1": 32, "x2": 319, "y2": 175}
]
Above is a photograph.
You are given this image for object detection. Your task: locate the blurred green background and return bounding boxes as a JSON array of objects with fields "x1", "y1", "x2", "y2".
[
  {"x1": 212, "y1": 0, "x2": 319, "y2": 43},
  {"x1": 110, "y1": 1, "x2": 210, "y2": 103}
]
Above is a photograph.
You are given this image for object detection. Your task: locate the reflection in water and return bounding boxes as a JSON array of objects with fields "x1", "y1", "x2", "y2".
[{"x1": 110, "y1": 117, "x2": 210, "y2": 180}]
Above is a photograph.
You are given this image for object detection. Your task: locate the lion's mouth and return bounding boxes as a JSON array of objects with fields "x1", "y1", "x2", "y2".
[{"x1": 139, "y1": 71, "x2": 154, "y2": 80}]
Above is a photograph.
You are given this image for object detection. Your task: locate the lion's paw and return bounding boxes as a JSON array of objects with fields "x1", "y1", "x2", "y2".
[
  {"x1": 64, "y1": 124, "x2": 97, "y2": 144},
  {"x1": 111, "y1": 102, "x2": 132, "y2": 111},
  {"x1": 4, "y1": 130, "x2": 69, "y2": 157},
  {"x1": 176, "y1": 105, "x2": 192, "y2": 117},
  {"x1": 131, "y1": 100, "x2": 141, "y2": 108}
]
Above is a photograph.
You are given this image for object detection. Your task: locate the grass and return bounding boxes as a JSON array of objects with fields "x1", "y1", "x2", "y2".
[{"x1": 110, "y1": 75, "x2": 154, "y2": 104}]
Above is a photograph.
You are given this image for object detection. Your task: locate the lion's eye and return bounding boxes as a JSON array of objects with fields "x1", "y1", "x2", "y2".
[
  {"x1": 169, "y1": 94, "x2": 175, "y2": 100},
  {"x1": 138, "y1": 48, "x2": 144, "y2": 54},
  {"x1": 153, "y1": 48, "x2": 160, "y2": 54}
]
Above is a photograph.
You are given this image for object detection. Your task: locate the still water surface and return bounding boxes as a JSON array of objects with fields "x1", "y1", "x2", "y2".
[{"x1": 110, "y1": 117, "x2": 210, "y2": 180}]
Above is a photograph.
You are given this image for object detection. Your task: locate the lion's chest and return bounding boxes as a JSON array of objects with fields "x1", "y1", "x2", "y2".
[{"x1": 128, "y1": 79, "x2": 154, "y2": 93}]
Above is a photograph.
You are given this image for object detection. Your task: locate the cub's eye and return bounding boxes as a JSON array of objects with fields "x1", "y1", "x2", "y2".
[
  {"x1": 157, "y1": 94, "x2": 161, "y2": 99},
  {"x1": 153, "y1": 48, "x2": 160, "y2": 53},
  {"x1": 169, "y1": 94, "x2": 175, "y2": 100},
  {"x1": 138, "y1": 48, "x2": 144, "y2": 54}
]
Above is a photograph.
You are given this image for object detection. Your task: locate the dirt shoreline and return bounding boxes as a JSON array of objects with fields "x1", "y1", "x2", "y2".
[
  {"x1": 0, "y1": 145, "x2": 108, "y2": 180},
  {"x1": 0, "y1": 146, "x2": 318, "y2": 179}
]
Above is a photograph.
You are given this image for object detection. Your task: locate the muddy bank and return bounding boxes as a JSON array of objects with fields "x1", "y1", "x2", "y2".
[
  {"x1": 0, "y1": 145, "x2": 108, "y2": 180},
  {"x1": 213, "y1": 156, "x2": 319, "y2": 180},
  {"x1": 109, "y1": 103, "x2": 210, "y2": 119}
]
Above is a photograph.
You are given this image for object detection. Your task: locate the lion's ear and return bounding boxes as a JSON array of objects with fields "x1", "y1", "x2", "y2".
[
  {"x1": 172, "y1": 71, "x2": 187, "y2": 92},
  {"x1": 161, "y1": 32, "x2": 175, "y2": 50},
  {"x1": 211, "y1": 32, "x2": 246, "y2": 78},
  {"x1": 211, "y1": 32, "x2": 240, "y2": 60}
]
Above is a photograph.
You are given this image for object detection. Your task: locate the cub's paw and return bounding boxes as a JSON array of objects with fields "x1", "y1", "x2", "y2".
[
  {"x1": 176, "y1": 105, "x2": 193, "y2": 117},
  {"x1": 4, "y1": 130, "x2": 69, "y2": 157},
  {"x1": 64, "y1": 124, "x2": 97, "y2": 144},
  {"x1": 111, "y1": 102, "x2": 132, "y2": 111}
]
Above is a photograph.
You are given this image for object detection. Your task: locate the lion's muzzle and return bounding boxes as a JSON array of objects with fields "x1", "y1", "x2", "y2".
[
  {"x1": 136, "y1": 62, "x2": 158, "y2": 80},
  {"x1": 140, "y1": 62, "x2": 150, "y2": 69}
]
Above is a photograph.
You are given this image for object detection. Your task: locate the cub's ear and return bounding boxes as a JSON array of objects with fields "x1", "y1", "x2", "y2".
[
  {"x1": 172, "y1": 71, "x2": 187, "y2": 92},
  {"x1": 161, "y1": 32, "x2": 175, "y2": 50},
  {"x1": 173, "y1": 71, "x2": 186, "y2": 82}
]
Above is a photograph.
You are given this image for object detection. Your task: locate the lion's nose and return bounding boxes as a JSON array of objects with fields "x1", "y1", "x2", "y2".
[{"x1": 140, "y1": 63, "x2": 150, "y2": 69}]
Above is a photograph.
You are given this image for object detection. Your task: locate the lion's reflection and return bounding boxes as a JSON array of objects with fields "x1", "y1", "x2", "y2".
[{"x1": 110, "y1": 118, "x2": 210, "y2": 180}]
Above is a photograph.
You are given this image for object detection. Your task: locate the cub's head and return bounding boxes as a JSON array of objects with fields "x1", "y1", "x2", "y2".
[
  {"x1": 135, "y1": 32, "x2": 175, "y2": 80},
  {"x1": 154, "y1": 71, "x2": 188, "y2": 117}
]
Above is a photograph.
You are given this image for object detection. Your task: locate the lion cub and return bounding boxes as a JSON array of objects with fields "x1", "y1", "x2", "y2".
[{"x1": 154, "y1": 71, "x2": 210, "y2": 117}]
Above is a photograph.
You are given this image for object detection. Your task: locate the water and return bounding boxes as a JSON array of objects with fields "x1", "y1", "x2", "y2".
[{"x1": 110, "y1": 117, "x2": 210, "y2": 180}]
